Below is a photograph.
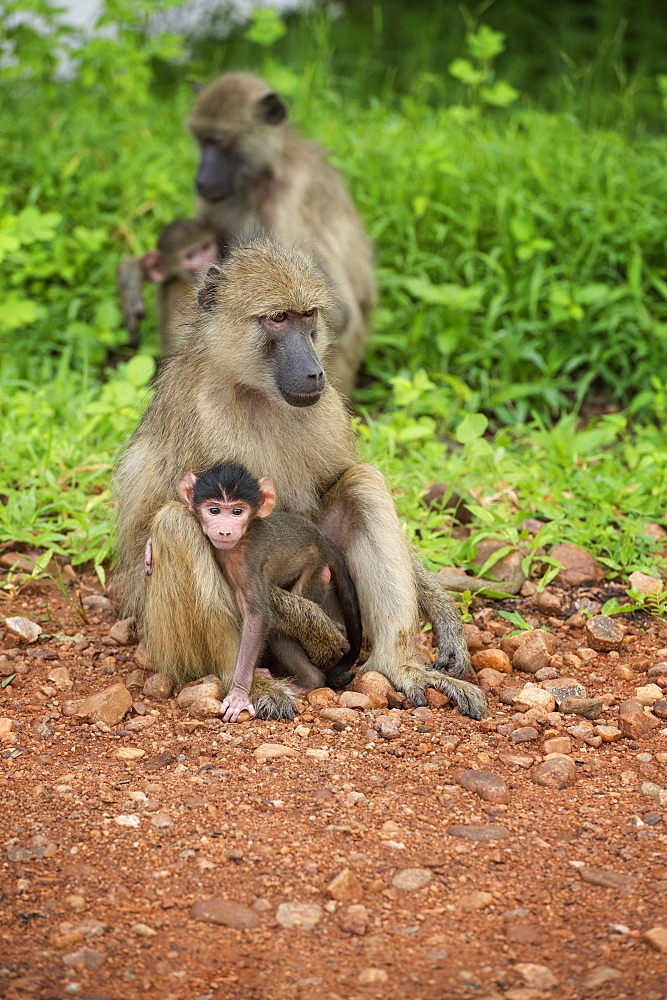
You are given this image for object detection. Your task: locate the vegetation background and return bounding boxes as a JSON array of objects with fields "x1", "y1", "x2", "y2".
[{"x1": 2, "y1": 0, "x2": 667, "y2": 607}]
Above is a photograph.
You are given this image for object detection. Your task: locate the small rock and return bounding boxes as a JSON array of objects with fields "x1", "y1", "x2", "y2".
[
  {"x1": 115, "y1": 748, "x2": 145, "y2": 761},
  {"x1": 304, "y1": 748, "x2": 330, "y2": 760},
  {"x1": 108, "y1": 617, "x2": 136, "y2": 645},
  {"x1": 82, "y1": 595, "x2": 113, "y2": 612},
  {"x1": 628, "y1": 571, "x2": 664, "y2": 595},
  {"x1": 125, "y1": 669, "x2": 146, "y2": 688},
  {"x1": 464, "y1": 623, "x2": 484, "y2": 651},
  {"x1": 47, "y1": 667, "x2": 73, "y2": 691},
  {"x1": 254, "y1": 743, "x2": 300, "y2": 761},
  {"x1": 541, "y1": 679, "x2": 587, "y2": 704},
  {"x1": 446, "y1": 824, "x2": 509, "y2": 842},
  {"x1": 188, "y1": 696, "x2": 224, "y2": 719},
  {"x1": 353, "y1": 671, "x2": 394, "y2": 706},
  {"x1": 558, "y1": 696, "x2": 603, "y2": 718},
  {"x1": 551, "y1": 543, "x2": 604, "y2": 587},
  {"x1": 618, "y1": 707, "x2": 660, "y2": 740},
  {"x1": 0, "y1": 719, "x2": 17, "y2": 737},
  {"x1": 374, "y1": 716, "x2": 401, "y2": 740},
  {"x1": 476, "y1": 667, "x2": 506, "y2": 691},
  {"x1": 115, "y1": 814, "x2": 140, "y2": 827},
  {"x1": 642, "y1": 926, "x2": 667, "y2": 953},
  {"x1": 142, "y1": 673, "x2": 173, "y2": 700},
  {"x1": 514, "y1": 685, "x2": 556, "y2": 712},
  {"x1": 327, "y1": 869, "x2": 363, "y2": 902},
  {"x1": 62, "y1": 947, "x2": 105, "y2": 970},
  {"x1": 595, "y1": 725, "x2": 622, "y2": 742},
  {"x1": 453, "y1": 768, "x2": 510, "y2": 804},
  {"x1": 459, "y1": 891, "x2": 493, "y2": 910},
  {"x1": 4, "y1": 616, "x2": 42, "y2": 643},
  {"x1": 543, "y1": 736, "x2": 571, "y2": 755},
  {"x1": 425, "y1": 688, "x2": 449, "y2": 709},
  {"x1": 338, "y1": 904, "x2": 369, "y2": 935},
  {"x1": 515, "y1": 962, "x2": 558, "y2": 990},
  {"x1": 339, "y1": 692, "x2": 373, "y2": 710},
  {"x1": 391, "y1": 868, "x2": 432, "y2": 891},
  {"x1": 653, "y1": 699, "x2": 667, "y2": 719},
  {"x1": 320, "y1": 707, "x2": 358, "y2": 725},
  {"x1": 306, "y1": 687, "x2": 337, "y2": 708},
  {"x1": 568, "y1": 724, "x2": 602, "y2": 747},
  {"x1": 471, "y1": 649, "x2": 512, "y2": 674},
  {"x1": 635, "y1": 684, "x2": 664, "y2": 705},
  {"x1": 131, "y1": 922, "x2": 156, "y2": 937},
  {"x1": 532, "y1": 756, "x2": 576, "y2": 789},
  {"x1": 150, "y1": 811, "x2": 174, "y2": 829},
  {"x1": 62, "y1": 684, "x2": 132, "y2": 726},
  {"x1": 275, "y1": 901, "x2": 323, "y2": 930},
  {"x1": 190, "y1": 898, "x2": 259, "y2": 929},
  {"x1": 177, "y1": 681, "x2": 223, "y2": 708},
  {"x1": 577, "y1": 866, "x2": 634, "y2": 890},
  {"x1": 585, "y1": 615, "x2": 624, "y2": 652},
  {"x1": 581, "y1": 966, "x2": 621, "y2": 989},
  {"x1": 534, "y1": 666, "x2": 559, "y2": 681},
  {"x1": 510, "y1": 727, "x2": 540, "y2": 742},
  {"x1": 498, "y1": 751, "x2": 535, "y2": 769},
  {"x1": 512, "y1": 631, "x2": 558, "y2": 674},
  {"x1": 357, "y1": 968, "x2": 388, "y2": 986}
]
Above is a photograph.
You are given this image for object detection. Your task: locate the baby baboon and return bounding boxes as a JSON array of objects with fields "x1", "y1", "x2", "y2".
[
  {"x1": 188, "y1": 72, "x2": 376, "y2": 396},
  {"x1": 161, "y1": 463, "x2": 361, "y2": 720},
  {"x1": 117, "y1": 219, "x2": 218, "y2": 352},
  {"x1": 115, "y1": 237, "x2": 486, "y2": 722}
]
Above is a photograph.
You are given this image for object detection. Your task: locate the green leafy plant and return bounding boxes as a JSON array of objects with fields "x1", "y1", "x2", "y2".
[{"x1": 449, "y1": 24, "x2": 520, "y2": 108}]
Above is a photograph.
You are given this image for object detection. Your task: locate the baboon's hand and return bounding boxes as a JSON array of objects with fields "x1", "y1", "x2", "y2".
[{"x1": 220, "y1": 687, "x2": 256, "y2": 723}]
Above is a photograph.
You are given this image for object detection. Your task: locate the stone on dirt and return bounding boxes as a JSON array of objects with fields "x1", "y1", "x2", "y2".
[
  {"x1": 142, "y1": 672, "x2": 174, "y2": 700},
  {"x1": 338, "y1": 904, "x2": 369, "y2": 935},
  {"x1": 254, "y1": 743, "x2": 300, "y2": 761},
  {"x1": 453, "y1": 768, "x2": 510, "y2": 804},
  {"x1": 391, "y1": 868, "x2": 432, "y2": 891},
  {"x1": 190, "y1": 897, "x2": 259, "y2": 929},
  {"x1": 515, "y1": 962, "x2": 558, "y2": 990},
  {"x1": 108, "y1": 617, "x2": 136, "y2": 645},
  {"x1": 82, "y1": 594, "x2": 113, "y2": 612},
  {"x1": 306, "y1": 686, "x2": 337, "y2": 708},
  {"x1": 446, "y1": 824, "x2": 509, "y2": 842},
  {"x1": 642, "y1": 926, "x2": 667, "y2": 953},
  {"x1": 532, "y1": 756, "x2": 576, "y2": 789},
  {"x1": 62, "y1": 683, "x2": 132, "y2": 726},
  {"x1": 320, "y1": 706, "x2": 358, "y2": 725},
  {"x1": 460, "y1": 891, "x2": 494, "y2": 910},
  {"x1": 514, "y1": 685, "x2": 556, "y2": 712},
  {"x1": 543, "y1": 736, "x2": 571, "y2": 755},
  {"x1": 541, "y1": 679, "x2": 586, "y2": 704},
  {"x1": 580, "y1": 966, "x2": 621, "y2": 989},
  {"x1": 551, "y1": 542, "x2": 604, "y2": 587},
  {"x1": 577, "y1": 865, "x2": 635, "y2": 890},
  {"x1": 339, "y1": 691, "x2": 373, "y2": 710},
  {"x1": 176, "y1": 680, "x2": 223, "y2": 707},
  {"x1": 628, "y1": 571, "x2": 664, "y2": 594},
  {"x1": 471, "y1": 648, "x2": 512, "y2": 673},
  {"x1": 358, "y1": 967, "x2": 388, "y2": 986},
  {"x1": 47, "y1": 666, "x2": 73, "y2": 690},
  {"x1": 618, "y1": 706, "x2": 660, "y2": 740},
  {"x1": 62, "y1": 947, "x2": 105, "y2": 969},
  {"x1": 4, "y1": 616, "x2": 42, "y2": 643},
  {"x1": 327, "y1": 868, "x2": 363, "y2": 902},
  {"x1": 558, "y1": 696, "x2": 603, "y2": 718},
  {"x1": 275, "y1": 901, "x2": 323, "y2": 930},
  {"x1": 353, "y1": 671, "x2": 395, "y2": 706},
  {"x1": 510, "y1": 726, "x2": 540, "y2": 742},
  {"x1": 635, "y1": 684, "x2": 664, "y2": 704},
  {"x1": 374, "y1": 716, "x2": 401, "y2": 739},
  {"x1": 584, "y1": 614, "x2": 624, "y2": 652}
]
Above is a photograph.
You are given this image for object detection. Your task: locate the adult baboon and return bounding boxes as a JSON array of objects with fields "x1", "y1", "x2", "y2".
[
  {"x1": 115, "y1": 238, "x2": 485, "y2": 721},
  {"x1": 188, "y1": 72, "x2": 375, "y2": 396}
]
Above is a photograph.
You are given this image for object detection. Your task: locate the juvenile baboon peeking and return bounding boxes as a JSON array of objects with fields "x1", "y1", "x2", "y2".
[
  {"x1": 117, "y1": 219, "x2": 219, "y2": 353},
  {"x1": 115, "y1": 238, "x2": 485, "y2": 721},
  {"x1": 188, "y1": 72, "x2": 376, "y2": 396}
]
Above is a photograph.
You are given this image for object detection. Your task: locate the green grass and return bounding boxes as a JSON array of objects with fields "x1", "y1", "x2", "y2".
[{"x1": 2, "y1": 0, "x2": 667, "y2": 591}]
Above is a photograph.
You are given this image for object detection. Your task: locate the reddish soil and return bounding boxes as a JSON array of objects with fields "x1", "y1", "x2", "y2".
[{"x1": 1, "y1": 568, "x2": 666, "y2": 1000}]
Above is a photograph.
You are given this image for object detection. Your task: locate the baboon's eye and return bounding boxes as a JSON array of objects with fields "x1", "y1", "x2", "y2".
[
  {"x1": 232, "y1": 507, "x2": 244, "y2": 516},
  {"x1": 302, "y1": 308, "x2": 315, "y2": 317},
  {"x1": 208, "y1": 506, "x2": 221, "y2": 515},
  {"x1": 272, "y1": 312, "x2": 287, "y2": 323}
]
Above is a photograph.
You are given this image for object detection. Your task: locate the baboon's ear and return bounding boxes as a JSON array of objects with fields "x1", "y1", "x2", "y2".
[
  {"x1": 198, "y1": 264, "x2": 223, "y2": 311},
  {"x1": 258, "y1": 92, "x2": 287, "y2": 125}
]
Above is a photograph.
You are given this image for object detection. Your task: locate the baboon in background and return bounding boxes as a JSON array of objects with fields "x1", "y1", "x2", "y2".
[
  {"x1": 115, "y1": 237, "x2": 486, "y2": 721},
  {"x1": 117, "y1": 220, "x2": 219, "y2": 353},
  {"x1": 188, "y1": 72, "x2": 376, "y2": 396}
]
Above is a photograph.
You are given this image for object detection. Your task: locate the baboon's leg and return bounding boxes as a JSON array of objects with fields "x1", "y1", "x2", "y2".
[
  {"x1": 267, "y1": 634, "x2": 327, "y2": 691},
  {"x1": 319, "y1": 465, "x2": 486, "y2": 720},
  {"x1": 412, "y1": 558, "x2": 472, "y2": 679},
  {"x1": 269, "y1": 587, "x2": 349, "y2": 669}
]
